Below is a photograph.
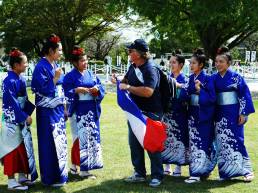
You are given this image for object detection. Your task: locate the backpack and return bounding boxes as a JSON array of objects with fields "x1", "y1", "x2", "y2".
[{"x1": 156, "y1": 67, "x2": 177, "y2": 113}]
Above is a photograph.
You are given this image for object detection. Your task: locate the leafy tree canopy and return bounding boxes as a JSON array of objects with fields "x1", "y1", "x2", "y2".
[
  {"x1": 128, "y1": 0, "x2": 258, "y2": 60},
  {"x1": 0, "y1": 0, "x2": 127, "y2": 59}
]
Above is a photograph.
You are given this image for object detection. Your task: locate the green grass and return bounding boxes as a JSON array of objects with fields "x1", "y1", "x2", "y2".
[{"x1": 0, "y1": 92, "x2": 258, "y2": 193}]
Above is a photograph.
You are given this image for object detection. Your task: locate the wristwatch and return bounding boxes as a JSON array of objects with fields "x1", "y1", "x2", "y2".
[{"x1": 126, "y1": 84, "x2": 131, "y2": 90}]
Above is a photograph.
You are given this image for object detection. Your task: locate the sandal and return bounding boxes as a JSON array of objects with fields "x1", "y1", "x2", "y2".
[
  {"x1": 172, "y1": 172, "x2": 181, "y2": 177},
  {"x1": 70, "y1": 167, "x2": 78, "y2": 175},
  {"x1": 8, "y1": 184, "x2": 28, "y2": 191},
  {"x1": 19, "y1": 179, "x2": 34, "y2": 186},
  {"x1": 184, "y1": 176, "x2": 200, "y2": 184},
  {"x1": 79, "y1": 171, "x2": 96, "y2": 179},
  {"x1": 164, "y1": 170, "x2": 171, "y2": 175},
  {"x1": 244, "y1": 173, "x2": 254, "y2": 182}
]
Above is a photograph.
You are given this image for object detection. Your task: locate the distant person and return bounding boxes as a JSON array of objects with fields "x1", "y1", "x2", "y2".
[
  {"x1": 161, "y1": 51, "x2": 189, "y2": 176},
  {"x1": 63, "y1": 46, "x2": 105, "y2": 179},
  {"x1": 31, "y1": 34, "x2": 68, "y2": 186},
  {"x1": 112, "y1": 39, "x2": 164, "y2": 187},
  {"x1": 214, "y1": 46, "x2": 255, "y2": 181},
  {"x1": 0, "y1": 49, "x2": 36, "y2": 191},
  {"x1": 160, "y1": 60, "x2": 165, "y2": 66}
]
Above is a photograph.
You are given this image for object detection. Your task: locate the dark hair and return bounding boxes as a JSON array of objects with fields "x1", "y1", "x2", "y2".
[
  {"x1": 192, "y1": 48, "x2": 207, "y2": 69},
  {"x1": 217, "y1": 46, "x2": 232, "y2": 63},
  {"x1": 9, "y1": 47, "x2": 25, "y2": 69},
  {"x1": 41, "y1": 34, "x2": 61, "y2": 57},
  {"x1": 70, "y1": 45, "x2": 86, "y2": 63},
  {"x1": 172, "y1": 49, "x2": 185, "y2": 66}
]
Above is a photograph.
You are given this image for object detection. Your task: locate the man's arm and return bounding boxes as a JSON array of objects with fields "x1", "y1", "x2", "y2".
[{"x1": 119, "y1": 83, "x2": 154, "y2": 98}]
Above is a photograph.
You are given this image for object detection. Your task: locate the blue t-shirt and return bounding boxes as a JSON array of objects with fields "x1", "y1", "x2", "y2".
[{"x1": 125, "y1": 59, "x2": 162, "y2": 113}]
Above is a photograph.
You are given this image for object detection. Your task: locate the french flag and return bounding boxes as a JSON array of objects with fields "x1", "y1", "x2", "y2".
[{"x1": 117, "y1": 83, "x2": 167, "y2": 153}]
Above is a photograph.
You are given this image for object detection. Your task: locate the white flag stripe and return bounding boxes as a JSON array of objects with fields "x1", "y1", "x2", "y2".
[{"x1": 125, "y1": 111, "x2": 146, "y2": 147}]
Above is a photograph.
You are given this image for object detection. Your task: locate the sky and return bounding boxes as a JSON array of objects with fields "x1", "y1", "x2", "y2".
[{"x1": 113, "y1": 15, "x2": 154, "y2": 43}]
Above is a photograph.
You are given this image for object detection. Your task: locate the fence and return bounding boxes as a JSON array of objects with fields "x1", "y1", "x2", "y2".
[
  {"x1": 1, "y1": 61, "x2": 258, "y2": 97},
  {"x1": 231, "y1": 65, "x2": 258, "y2": 79}
]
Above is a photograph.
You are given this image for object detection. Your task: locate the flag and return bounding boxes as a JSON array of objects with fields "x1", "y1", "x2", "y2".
[{"x1": 117, "y1": 83, "x2": 167, "y2": 153}]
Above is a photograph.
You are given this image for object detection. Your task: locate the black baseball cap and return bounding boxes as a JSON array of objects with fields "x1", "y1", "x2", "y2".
[{"x1": 126, "y1": 39, "x2": 149, "y2": 52}]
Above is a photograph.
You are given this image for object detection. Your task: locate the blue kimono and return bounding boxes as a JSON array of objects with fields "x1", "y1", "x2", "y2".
[
  {"x1": 0, "y1": 71, "x2": 38, "y2": 181},
  {"x1": 180, "y1": 71, "x2": 216, "y2": 177},
  {"x1": 214, "y1": 69, "x2": 255, "y2": 179},
  {"x1": 161, "y1": 73, "x2": 189, "y2": 165},
  {"x1": 31, "y1": 58, "x2": 68, "y2": 185},
  {"x1": 63, "y1": 68, "x2": 105, "y2": 171}
]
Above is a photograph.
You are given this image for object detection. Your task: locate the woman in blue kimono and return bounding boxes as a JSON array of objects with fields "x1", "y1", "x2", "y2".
[
  {"x1": 0, "y1": 49, "x2": 37, "y2": 190},
  {"x1": 180, "y1": 49, "x2": 217, "y2": 183},
  {"x1": 214, "y1": 47, "x2": 255, "y2": 181},
  {"x1": 161, "y1": 51, "x2": 189, "y2": 176},
  {"x1": 63, "y1": 46, "x2": 105, "y2": 178},
  {"x1": 31, "y1": 34, "x2": 68, "y2": 186}
]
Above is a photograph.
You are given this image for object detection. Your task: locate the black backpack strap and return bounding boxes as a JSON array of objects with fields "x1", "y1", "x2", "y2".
[{"x1": 167, "y1": 76, "x2": 177, "y2": 98}]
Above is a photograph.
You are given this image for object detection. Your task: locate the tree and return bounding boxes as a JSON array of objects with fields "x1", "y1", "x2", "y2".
[
  {"x1": 84, "y1": 33, "x2": 121, "y2": 60},
  {"x1": 0, "y1": 0, "x2": 127, "y2": 59},
  {"x1": 241, "y1": 32, "x2": 258, "y2": 51},
  {"x1": 128, "y1": 0, "x2": 258, "y2": 60}
]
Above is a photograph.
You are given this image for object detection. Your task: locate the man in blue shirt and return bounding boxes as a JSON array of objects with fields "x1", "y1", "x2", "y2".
[{"x1": 116, "y1": 39, "x2": 163, "y2": 187}]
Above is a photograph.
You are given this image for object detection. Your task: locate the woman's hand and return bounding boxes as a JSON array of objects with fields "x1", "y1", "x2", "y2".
[
  {"x1": 195, "y1": 80, "x2": 201, "y2": 93},
  {"x1": 75, "y1": 87, "x2": 89, "y2": 94},
  {"x1": 238, "y1": 115, "x2": 247, "y2": 125},
  {"x1": 111, "y1": 74, "x2": 117, "y2": 84},
  {"x1": 53, "y1": 68, "x2": 63, "y2": 83},
  {"x1": 26, "y1": 116, "x2": 32, "y2": 125},
  {"x1": 89, "y1": 86, "x2": 99, "y2": 95},
  {"x1": 176, "y1": 82, "x2": 182, "y2": 88}
]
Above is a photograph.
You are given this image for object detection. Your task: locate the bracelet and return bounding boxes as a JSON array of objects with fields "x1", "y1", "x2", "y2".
[{"x1": 126, "y1": 84, "x2": 131, "y2": 90}]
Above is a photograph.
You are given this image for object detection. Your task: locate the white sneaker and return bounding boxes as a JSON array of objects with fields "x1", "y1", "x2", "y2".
[
  {"x1": 8, "y1": 179, "x2": 28, "y2": 191},
  {"x1": 124, "y1": 172, "x2": 146, "y2": 183},
  {"x1": 149, "y1": 178, "x2": 162, "y2": 187},
  {"x1": 184, "y1": 176, "x2": 200, "y2": 184}
]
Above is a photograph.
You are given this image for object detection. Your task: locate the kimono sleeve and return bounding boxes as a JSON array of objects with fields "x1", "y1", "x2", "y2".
[
  {"x1": 31, "y1": 65, "x2": 55, "y2": 96},
  {"x1": 237, "y1": 75, "x2": 255, "y2": 115},
  {"x1": 199, "y1": 75, "x2": 216, "y2": 106},
  {"x1": 2, "y1": 81, "x2": 28, "y2": 123},
  {"x1": 63, "y1": 73, "x2": 76, "y2": 103},
  {"x1": 179, "y1": 79, "x2": 190, "y2": 102}
]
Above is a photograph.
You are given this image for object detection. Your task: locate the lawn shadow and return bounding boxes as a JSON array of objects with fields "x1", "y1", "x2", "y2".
[{"x1": 73, "y1": 175, "x2": 247, "y2": 193}]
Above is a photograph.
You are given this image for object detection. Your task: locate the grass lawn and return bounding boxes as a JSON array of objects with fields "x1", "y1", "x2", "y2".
[{"x1": 0, "y1": 91, "x2": 258, "y2": 193}]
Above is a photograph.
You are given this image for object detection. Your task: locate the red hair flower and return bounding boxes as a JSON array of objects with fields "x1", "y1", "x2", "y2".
[
  {"x1": 50, "y1": 36, "x2": 61, "y2": 44},
  {"x1": 9, "y1": 50, "x2": 22, "y2": 57},
  {"x1": 72, "y1": 48, "x2": 84, "y2": 55}
]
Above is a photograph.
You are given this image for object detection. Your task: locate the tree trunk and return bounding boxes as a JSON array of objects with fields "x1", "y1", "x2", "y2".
[{"x1": 60, "y1": 35, "x2": 76, "y2": 61}]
